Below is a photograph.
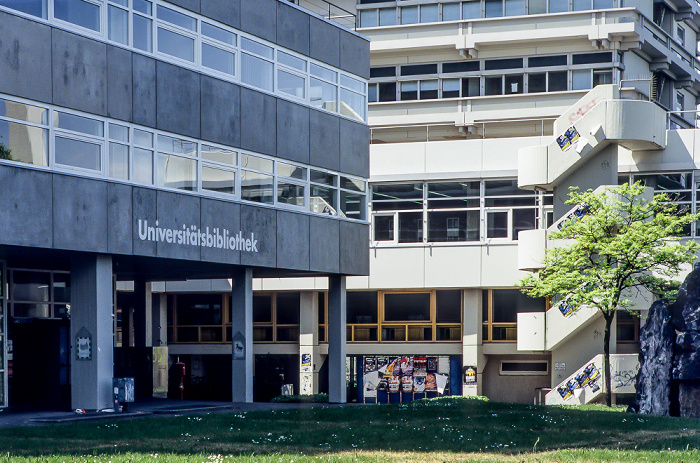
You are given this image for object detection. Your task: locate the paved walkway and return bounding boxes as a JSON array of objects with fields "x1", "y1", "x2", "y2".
[{"x1": 0, "y1": 399, "x2": 342, "y2": 428}]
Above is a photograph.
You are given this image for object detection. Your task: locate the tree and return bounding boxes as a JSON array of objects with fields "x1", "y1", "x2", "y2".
[
  {"x1": 0, "y1": 141, "x2": 11, "y2": 161},
  {"x1": 519, "y1": 182, "x2": 700, "y2": 406}
]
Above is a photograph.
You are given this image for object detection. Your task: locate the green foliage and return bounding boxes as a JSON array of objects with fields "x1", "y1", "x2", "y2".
[
  {"x1": 270, "y1": 393, "x2": 329, "y2": 403},
  {"x1": 0, "y1": 142, "x2": 12, "y2": 161},
  {"x1": 519, "y1": 182, "x2": 699, "y2": 316}
]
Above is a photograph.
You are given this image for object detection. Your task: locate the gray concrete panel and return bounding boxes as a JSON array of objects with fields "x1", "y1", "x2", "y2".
[
  {"x1": 107, "y1": 182, "x2": 133, "y2": 255},
  {"x1": 156, "y1": 61, "x2": 200, "y2": 139},
  {"x1": 339, "y1": 30, "x2": 370, "y2": 80},
  {"x1": 132, "y1": 54, "x2": 156, "y2": 128},
  {"x1": 0, "y1": 11, "x2": 52, "y2": 103},
  {"x1": 0, "y1": 166, "x2": 52, "y2": 248},
  {"x1": 164, "y1": 0, "x2": 200, "y2": 13},
  {"x1": 310, "y1": 110, "x2": 340, "y2": 171},
  {"x1": 276, "y1": 210, "x2": 310, "y2": 271},
  {"x1": 155, "y1": 191, "x2": 201, "y2": 261},
  {"x1": 240, "y1": 88, "x2": 276, "y2": 156},
  {"x1": 339, "y1": 221, "x2": 369, "y2": 276},
  {"x1": 328, "y1": 274, "x2": 347, "y2": 403},
  {"x1": 309, "y1": 16, "x2": 339, "y2": 68},
  {"x1": 240, "y1": 205, "x2": 276, "y2": 268},
  {"x1": 132, "y1": 187, "x2": 157, "y2": 257},
  {"x1": 201, "y1": 0, "x2": 240, "y2": 29},
  {"x1": 106, "y1": 45, "x2": 133, "y2": 122},
  {"x1": 276, "y1": 2, "x2": 310, "y2": 56},
  {"x1": 339, "y1": 119, "x2": 370, "y2": 178},
  {"x1": 231, "y1": 268, "x2": 253, "y2": 403},
  {"x1": 199, "y1": 198, "x2": 241, "y2": 265},
  {"x1": 200, "y1": 76, "x2": 240, "y2": 147},
  {"x1": 53, "y1": 175, "x2": 108, "y2": 252},
  {"x1": 276, "y1": 99, "x2": 310, "y2": 165},
  {"x1": 240, "y1": 0, "x2": 276, "y2": 43},
  {"x1": 52, "y1": 29, "x2": 107, "y2": 116},
  {"x1": 309, "y1": 216, "x2": 339, "y2": 274}
]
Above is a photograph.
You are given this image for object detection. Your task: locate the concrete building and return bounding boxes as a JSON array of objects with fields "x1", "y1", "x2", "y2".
[{"x1": 0, "y1": 0, "x2": 369, "y2": 410}]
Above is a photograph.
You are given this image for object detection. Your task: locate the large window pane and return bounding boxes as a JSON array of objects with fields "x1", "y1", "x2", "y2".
[
  {"x1": 572, "y1": 69, "x2": 591, "y2": 90},
  {"x1": 158, "y1": 135, "x2": 195, "y2": 156},
  {"x1": 379, "y1": 7, "x2": 396, "y2": 26},
  {"x1": 373, "y1": 183, "x2": 423, "y2": 201},
  {"x1": 359, "y1": 9, "x2": 377, "y2": 27},
  {"x1": 310, "y1": 78, "x2": 337, "y2": 110},
  {"x1": 202, "y1": 145, "x2": 236, "y2": 165},
  {"x1": 108, "y1": 5, "x2": 128, "y2": 44},
  {"x1": 241, "y1": 170, "x2": 274, "y2": 203},
  {"x1": 157, "y1": 153, "x2": 196, "y2": 191},
  {"x1": 549, "y1": 0, "x2": 568, "y2": 12},
  {"x1": 109, "y1": 142, "x2": 129, "y2": 180},
  {"x1": 202, "y1": 44, "x2": 235, "y2": 76},
  {"x1": 0, "y1": 121, "x2": 48, "y2": 166},
  {"x1": 505, "y1": 74, "x2": 523, "y2": 94},
  {"x1": 0, "y1": 99, "x2": 48, "y2": 124},
  {"x1": 133, "y1": 15, "x2": 153, "y2": 52},
  {"x1": 340, "y1": 191, "x2": 365, "y2": 220},
  {"x1": 428, "y1": 210, "x2": 479, "y2": 242},
  {"x1": 485, "y1": 76, "x2": 503, "y2": 95},
  {"x1": 529, "y1": 73, "x2": 547, "y2": 93},
  {"x1": 13, "y1": 271, "x2": 49, "y2": 301},
  {"x1": 133, "y1": 148, "x2": 153, "y2": 184},
  {"x1": 401, "y1": 81, "x2": 418, "y2": 100},
  {"x1": 443, "y1": 79, "x2": 460, "y2": 98},
  {"x1": 402, "y1": 6, "x2": 418, "y2": 24},
  {"x1": 241, "y1": 38, "x2": 273, "y2": 59},
  {"x1": 276, "y1": 293, "x2": 301, "y2": 324},
  {"x1": 421, "y1": 4, "x2": 438, "y2": 22},
  {"x1": 55, "y1": 136, "x2": 101, "y2": 171},
  {"x1": 463, "y1": 1, "x2": 481, "y2": 18},
  {"x1": 573, "y1": 0, "x2": 589, "y2": 10},
  {"x1": 374, "y1": 215, "x2": 394, "y2": 241},
  {"x1": 486, "y1": 211, "x2": 508, "y2": 238},
  {"x1": 492, "y1": 289, "x2": 545, "y2": 322},
  {"x1": 158, "y1": 28, "x2": 194, "y2": 62},
  {"x1": 241, "y1": 153, "x2": 273, "y2": 173},
  {"x1": 278, "y1": 69, "x2": 305, "y2": 99},
  {"x1": 529, "y1": 0, "x2": 546, "y2": 14},
  {"x1": 442, "y1": 2, "x2": 460, "y2": 20},
  {"x1": 54, "y1": 112, "x2": 103, "y2": 137},
  {"x1": 485, "y1": 0, "x2": 503, "y2": 17},
  {"x1": 0, "y1": 0, "x2": 46, "y2": 18},
  {"x1": 437, "y1": 290, "x2": 462, "y2": 323},
  {"x1": 202, "y1": 22, "x2": 235, "y2": 45},
  {"x1": 55, "y1": 0, "x2": 100, "y2": 31},
  {"x1": 384, "y1": 293, "x2": 430, "y2": 321},
  {"x1": 310, "y1": 184, "x2": 336, "y2": 214},
  {"x1": 242, "y1": 53, "x2": 273, "y2": 92},
  {"x1": 512, "y1": 208, "x2": 537, "y2": 240},
  {"x1": 253, "y1": 295, "x2": 272, "y2": 323},
  {"x1": 505, "y1": 0, "x2": 525, "y2": 15},
  {"x1": 277, "y1": 181, "x2": 305, "y2": 207},
  {"x1": 347, "y1": 291, "x2": 378, "y2": 323},
  {"x1": 549, "y1": 71, "x2": 568, "y2": 91},
  {"x1": 399, "y1": 211, "x2": 423, "y2": 243},
  {"x1": 157, "y1": 6, "x2": 196, "y2": 31},
  {"x1": 202, "y1": 166, "x2": 235, "y2": 195},
  {"x1": 176, "y1": 294, "x2": 222, "y2": 325},
  {"x1": 278, "y1": 161, "x2": 306, "y2": 180},
  {"x1": 463, "y1": 77, "x2": 480, "y2": 97},
  {"x1": 340, "y1": 88, "x2": 365, "y2": 121},
  {"x1": 420, "y1": 80, "x2": 438, "y2": 100}
]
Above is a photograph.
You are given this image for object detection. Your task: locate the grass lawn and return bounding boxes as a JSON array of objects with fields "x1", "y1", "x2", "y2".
[{"x1": 1, "y1": 397, "x2": 700, "y2": 462}]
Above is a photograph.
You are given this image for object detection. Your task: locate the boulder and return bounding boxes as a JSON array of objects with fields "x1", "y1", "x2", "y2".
[{"x1": 671, "y1": 268, "x2": 700, "y2": 332}]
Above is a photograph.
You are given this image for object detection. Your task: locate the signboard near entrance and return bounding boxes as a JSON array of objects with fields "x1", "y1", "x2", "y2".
[{"x1": 75, "y1": 326, "x2": 92, "y2": 361}]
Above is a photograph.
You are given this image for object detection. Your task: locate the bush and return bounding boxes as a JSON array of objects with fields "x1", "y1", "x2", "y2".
[{"x1": 270, "y1": 393, "x2": 329, "y2": 403}]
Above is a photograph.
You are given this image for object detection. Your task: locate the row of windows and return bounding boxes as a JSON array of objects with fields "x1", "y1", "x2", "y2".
[
  {"x1": 0, "y1": 0, "x2": 368, "y2": 122},
  {"x1": 7, "y1": 269, "x2": 70, "y2": 319},
  {"x1": 0, "y1": 95, "x2": 368, "y2": 221},
  {"x1": 358, "y1": 0, "x2": 619, "y2": 27},
  {"x1": 370, "y1": 180, "x2": 553, "y2": 243},
  {"x1": 369, "y1": 68, "x2": 614, "y2": 101}
]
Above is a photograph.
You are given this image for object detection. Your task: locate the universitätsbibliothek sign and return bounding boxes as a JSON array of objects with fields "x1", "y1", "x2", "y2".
[{"x1": 137, "y1": 220, "x2": 259, "y2": 252}]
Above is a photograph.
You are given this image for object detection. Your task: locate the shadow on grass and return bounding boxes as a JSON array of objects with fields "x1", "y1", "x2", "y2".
[{"x1": 1, "y1": 398, "x2": 700, "y2": 459}]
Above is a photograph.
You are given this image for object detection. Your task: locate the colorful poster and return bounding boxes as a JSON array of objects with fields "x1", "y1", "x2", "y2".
[
  {"x1": 414, "y1": 357, "x2": 427, "y2": 376},
  {"x1": 364, "y1": 356, "x2": 376, "y2": 373},
  {"x1": 377, "y1": 378, "x2": 388, "y2": 391},
  {"x1": 463, "y1": 366, "x2": 477, "y2": 385},
  {"x1": 427, "y1": 357, "x2": 438, "y2": 373},
  {"x1": 388, "y1": 376, "x2": 401, "y2": 393},
  {"x1": 425, "y1": 374, "x2": 437, "y2": 391},
  {"x1": 384, "y1": 357, "x2": 400, "y2": 376},
  {"x1": 376, "y1": 356, "x2": 388, "y2": 370},
  {"x1": 301, "y1": 353, "x2": 312, "y2": 372},
  {"x1": 400, "y1": 356, "x2": 414, "y2": 376},
  {"x1": 413, "y1": 376, "x2": 425, "y2": 392},
  {"x1": 401, "y1": 375, "x2": 413, "y2": 392}
]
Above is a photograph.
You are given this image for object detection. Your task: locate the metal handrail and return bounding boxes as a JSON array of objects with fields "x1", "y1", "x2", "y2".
[{"x1": 290, "y1": 0, "x2": 357, "y2": 30}]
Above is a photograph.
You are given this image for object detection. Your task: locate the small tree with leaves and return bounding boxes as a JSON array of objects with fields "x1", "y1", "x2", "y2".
[
  {"x1": 519, "y1": 182, "x2": 700, "y2": 406},
  {"x1": 0, "y1": 139, "x2": 11, "y2": 161}
]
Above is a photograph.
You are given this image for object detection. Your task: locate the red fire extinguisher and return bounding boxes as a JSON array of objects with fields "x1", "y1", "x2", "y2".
[{"x1": 174, "y1": 361, "x2": 186, "y2": 399}]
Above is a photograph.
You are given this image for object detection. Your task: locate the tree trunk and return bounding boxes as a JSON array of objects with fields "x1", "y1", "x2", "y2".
[{"x1": 603, "y1": 311, "x2": 615, "y2": 407}]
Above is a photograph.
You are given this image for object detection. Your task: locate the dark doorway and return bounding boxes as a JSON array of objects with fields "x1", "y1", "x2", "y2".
[
  {"x1": 9, "y1": 318, "x2": 70, "y2": 410},
  {"x1": 253, "y1": 354, "x2": 298, "y2": 402}
]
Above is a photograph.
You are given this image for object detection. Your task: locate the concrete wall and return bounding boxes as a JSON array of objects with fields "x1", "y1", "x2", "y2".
[{"x1": 481, "y1": 353, "x2": 550, "y2": 403}]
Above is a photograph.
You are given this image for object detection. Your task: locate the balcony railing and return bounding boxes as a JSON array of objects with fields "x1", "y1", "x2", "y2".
[{"x1": 291, "y1": 0, "x2": 357, "y2": 30}]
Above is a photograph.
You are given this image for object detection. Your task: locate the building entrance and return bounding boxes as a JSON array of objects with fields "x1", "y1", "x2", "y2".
[{"x1": 9, "y1": 318, "x2": 70, "y2": 410}]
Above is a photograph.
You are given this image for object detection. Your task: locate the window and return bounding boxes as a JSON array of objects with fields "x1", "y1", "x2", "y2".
[
  {"x1": 0, "y1": 0, "x2": 47, "y2": 18},
  {"x1": 677, "y1": 24, "x2": 686, "y2": 47},
  {"x1": 310, "y1": 64, "x2": 338, "y2": 111},
  {"x1": 55, "y1": 0, "x2": 101, "y2": 32},
  {"x1": 241, "y1": 153, "x2": 274, "y2": 204},
  {"x1": 500, "y1": 361, "x2": 548, "y2": 375},
  {"x1": 0, "y1": 98, "x2": 49, "y2": 166},
  {"x1": 53, "y1": 111, "x2": 103, "y2": 171},
  {"x1": 241, "y1": 37, "x2": 274, "y2": 92},
  {"x1": 251, "y1": 293, "x2": 300, "y2": 343},
  {"x1": 482, "y1": 289, "x2": 546, "y2": 342},
  {"x1": 10, "y1": 269, "x2": 70, "y2": 319},
  {"x1": 616, "y1": 310, "x2": 639, "y2": 343}
]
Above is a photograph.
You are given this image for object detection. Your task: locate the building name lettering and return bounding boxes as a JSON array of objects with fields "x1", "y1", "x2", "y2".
[{"x1": 138, "y1": 220, "x2": 258, "y2": 252}]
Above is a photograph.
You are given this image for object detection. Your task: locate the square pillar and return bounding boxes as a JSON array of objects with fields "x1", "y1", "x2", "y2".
[
  {"x1": 328, "y1": 275, "x2": 347, "y2": 403},
  {"x1": 462, "y1": 289, "x2": 485, "y2": 397},
  {"x1": 132, "y1": 279, "x2": 152, "y2": 348},
  {"x1": 231, "y1": 268, "x2": 253, "y2": 403},
  {"x1": 299, "y1": 291, "x2": 319, "y2": 395},
  {"x1": 70, "y1": 254, "x2": 114, "y2": 410}
]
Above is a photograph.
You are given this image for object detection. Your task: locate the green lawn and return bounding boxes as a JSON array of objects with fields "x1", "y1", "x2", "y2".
[{"x1": 2, "y1": 397, "x2": 700, "y2": 462}]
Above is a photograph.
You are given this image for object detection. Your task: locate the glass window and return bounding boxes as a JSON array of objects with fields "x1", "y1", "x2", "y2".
[
  {"x1": 202, "y1": 166, "x2": 235, "y2": 195},
  {"x1": 492, "y1": 289, "x2": 545, "y2": 322},
  {"x1": 529, "y1": 73, "x2": 547, "y2": 93},
  {"x1": 310, "y1": 78, "x2": 337, "y2": 110},
  {"x1": 133, "y1": 129, "x2": 153, "y2": 147},
  {"x1": 53, "y1": 273, "x2": 70, "y2": 303},
  {"x1": 13, "y1": 271, "x2": 50, "y2": 301},
  {"x1": 133, "y1": 148, "x2": 153, "y2": 184},
  {"x1": 158, "y1": 135, "x2": 195, "y2": 156},
  {"x1": 311, "y1": 170, "x2": 336, "y2": 185},
  {"x1": 420, "y1": 80, "x2": 439, "y2": 100},
  {"x1": 401, "y1": 81, "x2": 418, "y2": 100},
  {"x1": 278, "y1": 69, "x2": 305, "y2": 99},
  {"x1": 379, "y1": 8, "x2": 396, "y2": 26},
  {"x1": 374, "y1": 215, "x2": 394, "y2": 241},
  {"x1": 253, "y1": 295, "x2": 272, "y2": 323},
  {"x1": 485, "y1": 0, "x2": 503, "y2": 17},
  {"x1": 157, "y1": 153, "x2": 196, "y2": 191},
  {"x1": 202, "y1": 44, "x2": 235, "y2": 76},
  {"x1": 384, "y1": 293, "x2": 430, "y2": 321},
  {"x1": 505, "y1": 0, "x2": 525, "y2": 15},
  {"x1": 157, "y1": 5, "x2": 196, "y2": 31},
  {"x1": 176, "y1": 294, "x2": 222, "y2": 325},
  {"x1": 241, "y1": 153, "x2": 273, "y2": 173},
  {"x1": 55, "y1": 136, "x2": 101, "y2": 171},
  {"x1": 505, "y1": 74, "x2": 523, "y2": 94},
  {"x1": 202, "y1": 22, "x2": 235, "y2": 45},
  {"x1": 241, "y1": 37, "x2": 273, "y2": 59},
  {"x1": 572, "y1": 69, "x2": 591, "y2": 90},
  {"x1": 428, "y1": 210, "x2": 479, "y2": 241},
  {"x1": 278, "y1": 161, "x2": 305, "y2": 180},
  {"x1": 109, "y1": 124, "x2": 129, "y2": 142},
  {"x1": 443, "y1": 79, "x2": 461, "y2": 98},
  {"x1": 512, "y1": 208, "x2": 536, "y2": 240},
  {"x1": 341, "y1": 75, "x2": 365, "y2": 94},
  {"x1": 311, "y1": 63, "x2": 337, "y2": 83},
  {"x1": 54, "y1": 112, "x2": 103, "y2": 137},
  {"x1": 593, "y1": 70, "x2": 612, "y2": 86},
  {"x1": 359, "y1": 9, "x2": 377, "y2": 27},
  {"x1": 549, "y1": 0, "x2": 568, "y2": 12},
  {"x1": 242, "y1": 53, "x2": 273, "y2": 91},
  {"x1": 0, "y1": 0, "x2": 47, "y2": 18},
  {"x1": 310, "y1": 184, "x2": 336, "y2": 215},
  {"x1": 463, "y1": 1, "x2": 481, "y2": 18},
  {"x1": 378, "y1": 82, "x2": 397, "y2": 102},
  {"x1": 529, "y1": 55, "x2": 567, "y2": 67},
  {"x1": 54, "y1": 0, "x2": 100, "y2": 31},
  {"x1": 0, "y1": 121, "x2": 48, "y2": 166},
  {"x1": 341, "y1": 177, "x2": 365, "y2": 192},
  {"x1": 437, "y1": 290, "x2": 461, "y2": 322},
  {"x1": 340, "y1": 191, "x2": 365, "y2": 220},
  {"x1": 108, "y1": 5, "x2": 128, "y2": 44},
  {"x1": 593, "y1": 0, "x2": 613, "y2": 8},
  {"x1": 133, "y1": 14, "x2": 153, "y2": 52},
  {"x1": 133, "y1": 0, "x2": 152, "y2": 14},
  {"x1": 241, "y1": 170, "x2": 274, "y2": 203},
  {"x1": 401, "y1": 6, "x2": 418, "y2": 24},
  {"x1": 399, "y1": 211, "x2": 423, "y2": 243},
  {"x1": 421, "y1": 4, "x2": 438, "y2": 22},
  {"x1": 347, "y1": 291, "x2": 378, "y2": 324},
  {"x1": 463, "y1": 77, "x2": 480, "y2": 97},
  {"x1": 277, "y1": 181, "x2": 305, "y2": 207},
  {"x1": 279, "y1": 51, "x2": 306, "y2": 72},
  {"x1": 339, "y1": 88, "x2": 365, "y2": 121},
  {"x1": 573, "y1": 0, "x2": 589, "y2": 10},
  {"x1": 549, "y1": 71, "x2": 568, "y2": 91},
  {"x1": 368, "y1": 84, "x2": 378, "y2": 103},
  {"x1": 0, "y1": 99, "x2": 48, "y2": 124},
  {"x1": 109, "y1": 142, "x2": 129, "y2": 179},
  {"x1": 202, "y1": 145, "x2": 236, "y2": 165},
  {"x1": 158, "y1": 27, "x2": 195, "y2": 62},
  {"x1": 276, "y1": 293, "x2": 301, "y2": 324},
  {"x1": 486, "y1": 211, "x2": 508, "y2": 238},
  {"x1": 442, "y1": 2, "x2": 460, "y2": 20},
  {"x1": 485, "y1": 76, "x2": 502, "y2": 95},
  {"x1": 529, "y1": 0, "x2": 546, "y2": 14}
]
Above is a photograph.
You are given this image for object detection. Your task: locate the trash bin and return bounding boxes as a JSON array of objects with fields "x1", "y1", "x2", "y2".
[
  {"x1": 113, "y1": 377, "x2": 135, "y2": 412},
  {"x1": 281, "y1": 384, "x2": 294, "y2": 396}
]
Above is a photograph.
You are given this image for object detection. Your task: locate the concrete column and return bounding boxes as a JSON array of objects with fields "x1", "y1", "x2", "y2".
[
  {"x1": 328, "y1": 275, "x2": 347, "y2": 403},
  {"x1": 231, "y1": 268, "x2": 253, "y2": 403},
  {"x1": 70, "y1": 254, "x2": 114, "y2": 410},
  {"x1": 299, "y1": 291, "x2": 319, "y2": 395},
  {"x1": 462, "y1": 289, "x2": 486, "y2": 397},
  {"x1": 132, "y1": 279, "x2": 152, "y2": 348},
  {"x1": 152, "y1": 293, "x2": 167, "y2": 346}
]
